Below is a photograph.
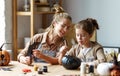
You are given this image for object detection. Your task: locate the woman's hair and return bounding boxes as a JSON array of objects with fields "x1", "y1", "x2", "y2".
[
  {"x1": 45, "y1": 5, "x2": 72, "y2": 32},
  {"x1": 75, "y1": 18, "x2": 99, "y2": 35}
]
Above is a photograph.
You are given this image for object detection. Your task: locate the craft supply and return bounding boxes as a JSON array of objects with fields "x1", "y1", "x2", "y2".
[
  {"x1": 80, "y1": 62, "x2": 86, "y2": 75},
  {"x1": 42, "y1": 66, "x2": 48, "y2": 72},
  {"x1": 0, "y1": 67, "x2": 12, "y2": 71},
  {"x1": 88, "y1": 65, "x2": 95, "y2": 76},
  {"x1": 33, "y1": 64, "x2": 38, "y2": 71},
  {"x1": 89, "y1": 65, "x2": 94, "y2": 73},
  {"x1": 22, "y1": 68, "x2": 31, "y2": 73},
  {"x1": 38, "y1": 67, "x2": 43, "y2": 74}
]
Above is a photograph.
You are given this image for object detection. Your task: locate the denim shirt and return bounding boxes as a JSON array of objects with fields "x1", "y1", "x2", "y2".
[
  {"x1": 18, "y1": 32, "x2": 67, "y2": 62},
  {"x1": 34, "y1": 43, "x2": 59, "y2": 62}
]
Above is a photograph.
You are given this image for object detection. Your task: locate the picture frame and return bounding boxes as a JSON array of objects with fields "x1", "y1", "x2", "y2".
[{"x1": 103, "y1": 46, "x2": 120, "y2": 55}]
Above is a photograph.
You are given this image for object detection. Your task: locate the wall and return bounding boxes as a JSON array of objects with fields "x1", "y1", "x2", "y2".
[
  {"x1": 1, "y1": 0, "x2": 120, "y2": 50},
  {"x1": 0, "y1": 0, "x2": 12, "y2": 50},
  {"x1": 0, "y1": 0, "x2": 13, "y2": 59},
  {"x1": 17, "y1": 0, "x2": 43, "y2": 48},
  {"x1": 63, "y1": 0, "x2": 120, "y2": 47}
]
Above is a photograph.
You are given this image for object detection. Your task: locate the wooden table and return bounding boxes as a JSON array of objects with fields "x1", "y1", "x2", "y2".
[{"x1": 0, "y1": 61, "x2": 81, "y2": 76}]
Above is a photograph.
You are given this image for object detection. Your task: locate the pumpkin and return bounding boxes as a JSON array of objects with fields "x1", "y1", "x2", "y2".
[
  {"x1": 0, "y1": 43, "x2": 10, "y2": 66},
  {"x1": 61, "y1": 55, "x2": 81, "y2": 70},
  {"x1": 110, "y1": 53, "x2": 120, "y2": 76},
  {"x1": 110, "y1": 68, "x2": 120, "y2": 76}
]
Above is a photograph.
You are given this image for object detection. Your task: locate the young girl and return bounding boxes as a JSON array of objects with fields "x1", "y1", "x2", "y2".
[
  {"x1": 17, "y1": 7, "x2": 72, "y2": 65},
  {"x1": 66, "y1": 18, "x2": 106, "y2": 66}
]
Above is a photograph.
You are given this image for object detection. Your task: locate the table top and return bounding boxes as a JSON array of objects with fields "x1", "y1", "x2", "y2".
[{"x1": 0, "y1": 61, "x2": 81, "y2": 76}]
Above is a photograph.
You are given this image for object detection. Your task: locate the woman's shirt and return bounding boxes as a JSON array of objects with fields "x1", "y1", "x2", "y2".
[
  {"x1": 17, "y1": 32, "x2": 67, "y2": 62},
  {"x1": 66, "y1": 41, "x2": 106, "y2": 65}
]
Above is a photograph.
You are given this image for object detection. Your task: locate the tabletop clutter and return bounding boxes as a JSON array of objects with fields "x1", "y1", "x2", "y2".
[
  {"x1": 19, "y1": 64, "x2": 48, "y2": 76},
  {"x1": 61, "y1": 55, "x2": 96, "y2": 75},
  {"x1": 1, "y1": 45, "x2": 120, "y2": 76},
  {"x1": 61, "y1": 53, "x2": 120, "y2": 76}
]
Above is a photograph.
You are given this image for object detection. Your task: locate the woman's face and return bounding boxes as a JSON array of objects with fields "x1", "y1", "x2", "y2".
[
  {"x1": 54, "y1": 19, "x2": 71, "y2": 37},
  {"x1": 75, "y1": 28, "x2": 91, "y2": 46}
]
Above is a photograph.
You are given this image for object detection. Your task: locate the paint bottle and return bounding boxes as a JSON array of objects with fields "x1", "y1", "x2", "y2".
[{"x1": 80, "y1": 62, "x2": 86, "y2": 75}]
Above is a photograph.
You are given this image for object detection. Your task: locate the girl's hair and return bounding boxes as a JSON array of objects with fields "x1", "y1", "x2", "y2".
[
  {"x1": 45, "y1": 5, "x2": 72, "y2": 32},
  {"x1": 75, "y1": 18, "x2": 99, "y2": 35}
]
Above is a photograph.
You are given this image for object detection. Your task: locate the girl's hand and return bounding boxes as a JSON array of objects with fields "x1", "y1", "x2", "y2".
[
  {"x1": 57, "y1": 45, "x2": 69, "y2": 64},
  {"x1": 20, "y1": 56, "x2": 32, "y2": 65}
]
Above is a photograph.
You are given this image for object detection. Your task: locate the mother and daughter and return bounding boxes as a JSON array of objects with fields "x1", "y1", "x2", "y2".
[{"x1": 17, "y1": 6, "x2": 106, "y2": 66}]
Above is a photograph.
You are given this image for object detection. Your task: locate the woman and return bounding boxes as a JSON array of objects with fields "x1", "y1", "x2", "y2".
[{"x1": 17, "y1": 6, "x2": 72, "y2": 65}]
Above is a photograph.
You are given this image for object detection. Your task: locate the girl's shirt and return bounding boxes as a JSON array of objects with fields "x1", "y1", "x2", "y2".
[
  {"x1": 17, "y1": 31, "x2": 66, "y2": 62},
  {"x1": 66, "y1": 41, "x2": 106, "y2": 65}
]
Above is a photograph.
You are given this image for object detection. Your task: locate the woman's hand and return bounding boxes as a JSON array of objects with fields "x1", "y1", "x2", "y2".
[
  {"x1": 32, "y1": 49, "x2": 43, "y2": 58},
  {"x1": 20, "y1": 56, "x2": 32, "y2": 65}
]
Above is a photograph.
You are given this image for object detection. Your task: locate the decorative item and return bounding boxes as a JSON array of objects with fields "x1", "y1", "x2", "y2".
[
  {"x1": 48, "y1": 0, "x2": 60, "y2": 10},
  {"x1": 24, "y1": 0, "x2": 30, "y2": 11},
  {"x1": 110, "y1": 68, "x2": 120, "y2": 76},
  {"x1": 36, "y1": 0, "x2": 50, "y2": 12},
  {"x1": 61, "y1": 55, "x2": 81, "y2": 70},
  {"x1": 37, "y1": 5, "x2": 50, "y2": 12},
  {"x1": 51, "y1": 3, "x2": 64, "y2": 12},
  {"x1": 103, "y1": 46, "x2": 120, "y2": 62},
  {"x1": 110, "y1": 52, "x2": 120, "y2": 76},
  {"x1": 39, "y1": 0, "x2": 48, "y2": 4},
  {"x1": 97, "y1": 63, "x2": 113, "y2": 76},
  {"x1": 0, "y1": 43, "x2": 10, "y2": 66},
  {"x1": 103, "y1": 46, "x2": 120, "y2": 54}
]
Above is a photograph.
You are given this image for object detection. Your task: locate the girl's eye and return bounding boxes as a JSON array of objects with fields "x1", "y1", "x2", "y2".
[
  {"x1": 76, "y1": 34, "x2": 88, "y2": 38},
  {"x1": 76, "y1": 34, "x2": 80, "y2": 37}
]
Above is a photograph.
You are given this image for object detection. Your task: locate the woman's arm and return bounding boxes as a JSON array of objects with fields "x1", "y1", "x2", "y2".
[
  {"x1": 17, "y1": 33, "x2": 43, "y2": 64},
  {"x1": 32, "y1": 45, "x2": 69, "y2": 65}
]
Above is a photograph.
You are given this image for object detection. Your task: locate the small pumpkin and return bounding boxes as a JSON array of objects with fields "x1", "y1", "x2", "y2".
[
  {"x1": 110, "y1": 68, "x2": 120, "y2": 76},
  {"x1": 0, "y1": 43, "x2": 10, "y2": 66},
  {"x1": 110, "y1": 52, "x2": 120, "y2": 76},
  {"x1": 61, "y1": 55, "x2": 81, "y2": 70}
]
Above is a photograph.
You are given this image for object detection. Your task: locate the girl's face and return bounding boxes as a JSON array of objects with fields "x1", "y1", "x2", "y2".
[
  {"x1": 54, "y1": 19, "x2": 71, "y2": 37},
  {"x1": 75, "y1": 28, "x2": 92, "y2": 46}
]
